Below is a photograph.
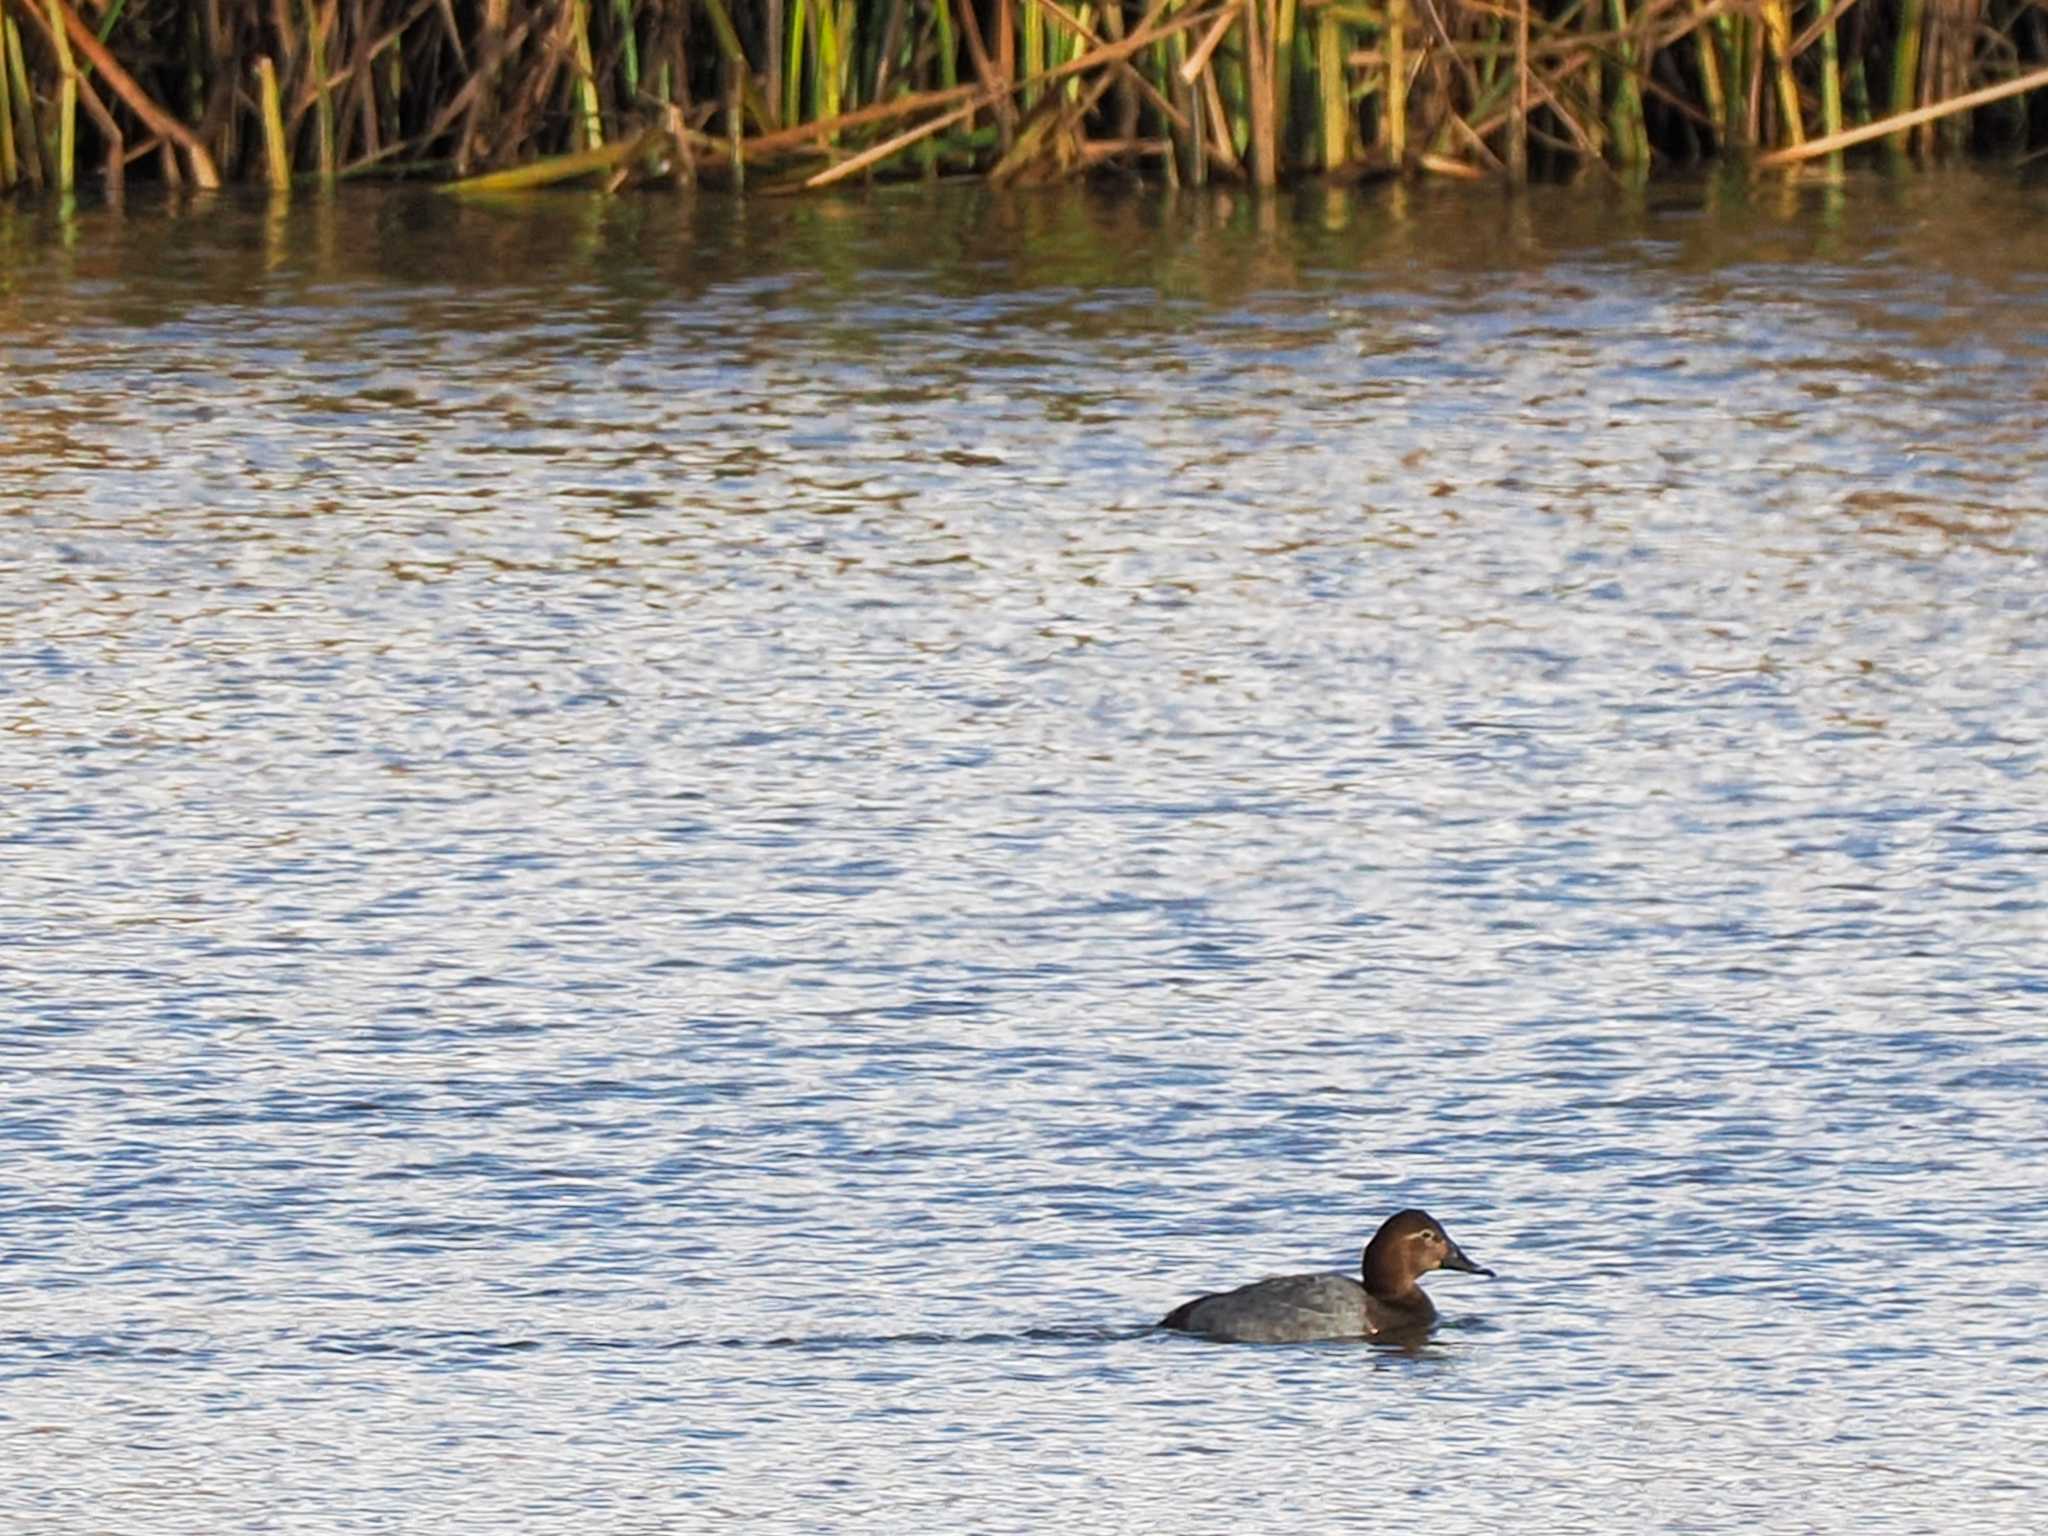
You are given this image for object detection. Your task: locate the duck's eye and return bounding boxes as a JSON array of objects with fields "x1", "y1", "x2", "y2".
[{"x1": 1415, "y1": 1230, "x2": 1439, "y2": 1243}]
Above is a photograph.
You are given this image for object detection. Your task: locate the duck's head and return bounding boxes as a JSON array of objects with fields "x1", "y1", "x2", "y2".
[{"x1": 1361, "y1": 1208, "x2": 1494, "y2": 1298}]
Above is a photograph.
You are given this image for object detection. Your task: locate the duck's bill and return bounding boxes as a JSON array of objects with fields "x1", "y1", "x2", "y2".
[{"x1": 1441, "y1": 1240, "x2": 1495, "y2": 1277}]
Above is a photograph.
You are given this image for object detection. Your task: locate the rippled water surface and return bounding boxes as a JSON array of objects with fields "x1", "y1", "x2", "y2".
[{"x1": 4, "y1": 173, "x2": 2047, "y2": 1532}]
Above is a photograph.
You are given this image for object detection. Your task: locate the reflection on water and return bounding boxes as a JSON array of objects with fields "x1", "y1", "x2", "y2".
[{"x1": 2, "y1": 173, "x2": 2046, "y2": 1534}]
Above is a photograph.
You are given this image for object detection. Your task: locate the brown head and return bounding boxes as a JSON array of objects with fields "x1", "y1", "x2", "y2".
[{"x1": 1360, "y1": 1208, "x2": 1494, "y2": 1301}]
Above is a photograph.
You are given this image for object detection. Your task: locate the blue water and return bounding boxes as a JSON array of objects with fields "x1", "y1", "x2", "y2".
[{"x1": 3, "y1": 173, "x2": 2046, "y2": 1532}]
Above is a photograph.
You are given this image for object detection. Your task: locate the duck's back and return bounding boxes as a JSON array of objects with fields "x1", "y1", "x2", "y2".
[{"x1": 1160, "y1": 1272, "x2": 1376, "y2": 1343}]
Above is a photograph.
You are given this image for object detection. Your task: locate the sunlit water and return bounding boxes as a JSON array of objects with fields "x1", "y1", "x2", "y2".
[{"x1": 3, "y1": 171, "x2": 2046, "y2": 1533}]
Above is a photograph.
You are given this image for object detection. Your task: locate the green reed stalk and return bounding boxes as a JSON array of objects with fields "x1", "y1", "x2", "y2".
[
  {"x1": 785, "y1": 0, "x2": 808, "y2": 127},
  {"x1": 1820, "y1": 7, "x2": 1842, "y2": 159},
  {"x1": 1692, "y1": 1, "x2": 1725, "y2": 139},
  {"x1": 2, "y1": 16, "x2": 37, "y2": 188},
  {"x1": 1606, "y1": 0, "x2": 1647, "y2": 165},
  {"x1": 571, "y1": 0, "x2": 604, "y2": 147},
  {"x1": 817, "y1": 0, "x2": 844, "y2": 124},
  {"x1": 1727, "y1": 12, "x2": 1754, "y2": 144},
  {"x1": 44, "y1": 0, "x2": 74, "y2": 194},
  {"x1": 1166, "y1": 16, "x2": 1204, "y2": 185},
  {"x1": 613, "y1": 0, "x2": 641, "y2": 97},
  {"x1": 932, "y1": 0, "x2": 959, "y2": 94},
  {"x1": 1273, "y1": 0, "x2": 1296, "y2": 169},
  {"x1": 1843, "y1": 53, "x2": 1869, "y2": 128},
  {"x1": 1315, "y1": 11, "x2": 1345, "y2": 168},
  {"x1": 1022, "y1": 0, "x2": 1046, "y2": 108},
  {"x1": 383, "y1": 36, "x2": 403, "y2": 145},
  {"x1": 1890, "y1": 0, "x2": 1924, "y2": 149},
  {"x1": 300, "y1": 0, "x2": 334, "y2": 180},
  {"x1": 703, "y1": 0, "x2": 778, "y2": 136}
]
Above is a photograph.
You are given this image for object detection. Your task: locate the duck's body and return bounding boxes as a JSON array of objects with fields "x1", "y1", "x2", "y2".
[{"x1": 1160, "y1": 1208, "x2": 1491, "y2": 1344}]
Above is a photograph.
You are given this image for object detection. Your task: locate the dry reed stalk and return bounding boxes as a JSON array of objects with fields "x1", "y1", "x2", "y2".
[
  {"x1": 1077, "y1": 133, "x2": 1170, "y2": 161},
  {"x1": 1757, "y1": 58, "x2": 2048, "y2": 165},
  {"x1": 0, "y1": 20, "x2": 15, "y2": 189},
  {"x1": 0, "y1": 0, "x2": 2044, "y2": 194},
  {"x1": 953, "y1": 0, "x2": 1017, "y2": 140},
  {"x1": 1180, "y1": 2, "x2": 1237, "y2": 82},
  {"x1": 73, "y1": 51, "x2": 121, "y2": 188},
  {"x1": 1935, "y1": 0, "x2": 1981, "y2": 154},
  {"x1": 1412, "y1": 0, "x2": 1489, "y2": 146},
  {"x1": 724, "y1": 56, "x2": 743, "y2": 186},
  {"x1": 256, "y1": 54, "x2": 291, "y2": 185},
  {"x1": 442, "y1": 121, "x2": 666, "y2": 191},
  {"x1": 746, "y1": 82, "x2": 978, "y2": 153},
  {"x1": 992, "y1": 44, "x2": 1123, "y2": 180},
  {"x1": 997, "y1": 0, "x2": 1017, "y2": 99},
  {"x1": 452, "y1": 0, "x2": 509, "y2": 172},
  {"x1": 1521, "y1": 46, "x2": 1607, "y2": 161},
  {"x1": 1512, "y1": 0, "x2": 1529, "y2": 178},
  {"x1": 1759, "y1": 0, "x2": 1802, "y2": 145},
  {"x1": 435, "y1": 24, "x2": 529, "y2": 169},
  {"x1": 1440, "y1": 102, "x2": 1504, "y2": 168},
  {"x1": 663, "y1": 100, "x2": 696, "y2": 185},
  {"x1": 987, "y1": 0, "x2": 1220, "y2": 177},
  {"x1": 1789, "y1": 0, "x2": 1862, "y2": 58},
  {"x1": 1244, "y1": 0, "x2": 1278, "y2": 184},
  {"x1": 1387, "y1": 0, "x2": 1407, "y2": 162},
  {"x1": 15, "y1": 0, "x2": 224, "y2": 185},
  {"x1": 1197, "y1": 52, "x2": 1245, "y2": 170},
  {"x1": 1032, "y1": 0, "x2": 1192, "y2": 138},
  {"x1": 1418, "y1": 148, "x2": 1484, "y2": 174}
]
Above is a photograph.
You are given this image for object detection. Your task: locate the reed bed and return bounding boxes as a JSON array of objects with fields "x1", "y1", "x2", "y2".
[{"x1": 2, "y1": 0, "x2": 2046, "y2": 196}]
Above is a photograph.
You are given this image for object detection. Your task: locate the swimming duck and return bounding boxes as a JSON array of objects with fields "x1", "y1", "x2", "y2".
[{"x1": 1160, "y1": 1208, "x2": 1493, "y2": 1343}]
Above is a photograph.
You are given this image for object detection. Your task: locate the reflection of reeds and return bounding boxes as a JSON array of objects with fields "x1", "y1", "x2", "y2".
[{"x1": 0, "y1": 0, "x2": 2045, "y2": 195}]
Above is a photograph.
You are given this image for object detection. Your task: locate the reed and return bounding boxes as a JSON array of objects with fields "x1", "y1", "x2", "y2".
[
  {"x1": 42, "y1": 0, "x2": 71, "y2": 193},
  {"x1": 256, "y1": 55, "x2": 290, "y2": 188},
  {"x1": 0, "y1": 0, "x2": 2045, "y2": 197},
  {"x1": 3, "y1": 14, "x2": 39, "y2": 190}
]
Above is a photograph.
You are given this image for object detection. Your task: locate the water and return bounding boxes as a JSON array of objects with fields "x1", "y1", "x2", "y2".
[{"x1": 3, "y1": 171, "x2": 2046, "y2": 1533}]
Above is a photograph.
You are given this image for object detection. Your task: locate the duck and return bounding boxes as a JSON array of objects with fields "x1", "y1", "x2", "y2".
[{"x1": 1159, "y1": 1208, "x2": 1493, "y2": 1343}]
